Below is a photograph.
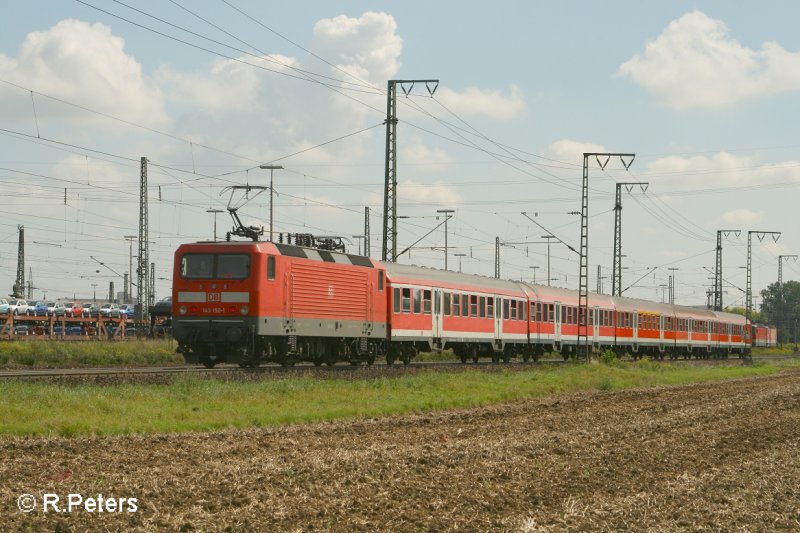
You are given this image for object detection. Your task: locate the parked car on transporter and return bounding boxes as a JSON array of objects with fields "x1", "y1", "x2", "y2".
[
  {"x1": 7, "y1": 299, "x2": 29, "y2": 315},
  {"x1": 99, "y1": 303, "x2": 121, "y2": 318},
  {"x1": 0, "y1": 299, "x2": 9, "y2": 314},
  {"x1": 118, "y1": 304, "x2": 135, "y2": 319},
  {"x1": 150, "y1": 297, "x2": 172, "y2": 317},
  {"x1": 46, "y1": 302, "x2": 56, "y2": 316},
  {"x1": 29, "y1": 301, "x2": 49, "y2": 316},
  {"x1": 54, "y1": 302, "x2": 82, "y2": 318},
  {"x1": 82, "y1": 303, "x2": 99, "y2": 318}
]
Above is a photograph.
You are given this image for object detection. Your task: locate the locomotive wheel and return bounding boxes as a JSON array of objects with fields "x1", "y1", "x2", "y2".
[
  {"x1": 201, "y1": 356, "x2": 217, "y2": 369},
  {"x1": 313, "y1": 359, "x2": 323, "y2": 367}
]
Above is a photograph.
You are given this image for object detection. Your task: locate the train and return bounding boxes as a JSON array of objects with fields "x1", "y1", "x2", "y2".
[
  {"x1": 751, "y1": 324, "x2": 778, "y2": 348},
  {"x1": 170, "y1": 240, "x2": 758, "y2": 368}
]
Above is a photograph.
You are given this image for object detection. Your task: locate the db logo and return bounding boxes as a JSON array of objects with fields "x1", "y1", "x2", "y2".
[
  {"x1": 327, "y1": 285, "x2": 335, "y2": 298},
  {"x1": 207, "y1": 292, "x2": 221, "y2": 302}
]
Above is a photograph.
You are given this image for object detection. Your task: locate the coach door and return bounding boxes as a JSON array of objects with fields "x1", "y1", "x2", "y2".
[
  {"x1": 433, "y1": 289, "x2": 443, "y2": 340},
  {"x1": 554, "y1": 302, "x2": 562, "y2": 344},
  {"x1": 592, "y1": 307, "x2": 599, "y2": 345},
  {"x1": 494, "y1": 296, "x2": 503, "y2": 344}
]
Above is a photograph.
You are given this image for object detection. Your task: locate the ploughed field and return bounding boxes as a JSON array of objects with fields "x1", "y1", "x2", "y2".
[{"x1": 3, "y1": 371, "x2": 799, "y2": 531}]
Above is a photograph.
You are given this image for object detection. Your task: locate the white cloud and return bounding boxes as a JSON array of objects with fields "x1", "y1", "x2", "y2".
[
  {"x1": 644, "y1": 152, "x2": 800, "y2": 189},
  {"x1": 403, "y1": 137, "x2": 454, "y2": 170},
  {"x1": 157, "y1": 55, "x2": 299, "y2": 113},
  {"x1": 718, "y1": 208, "x2": 762, "y2": 226},
  {"x1": 399, "y1": 180, "x2": 463, "y2": 207},
  {"x1": 312, "y1": 12, "x2": 403, "y2": 84},
  {"x1": 544, "y1": 139, "x2": 607, "y2": 164},
  {"x1": 437, "y1": 85, "x2": 526, "y2": 121},
  {"x1": 0, "y1": 19, "x2": 168, "y2": 127},
  {"x1": 618, "y1": 10, "x2": 800, "y2": 109}
]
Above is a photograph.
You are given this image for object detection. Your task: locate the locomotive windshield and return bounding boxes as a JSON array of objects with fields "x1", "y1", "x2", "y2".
[{"x1": 180, "y1": 253, "x2": 250, "y2": 280}]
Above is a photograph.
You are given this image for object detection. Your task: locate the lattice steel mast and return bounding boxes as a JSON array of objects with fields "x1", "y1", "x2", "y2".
[
  {"x1": 612, "y1": 182, "x2": 647, "y2": 297},
  {"x1": 382, "y1": 79, "x2": 438, "y2": 262},
  {"x1": 714, "y1": 230, "x2": 740, "y2": 310},
  {"x1": 13, "y1": 225, "x2": 24, "y2": 298},
  {"x1": 580, "y1": 153, "x2": 634, "y2": 358},
  {"x1": 137, "y1": 157, "x2": 149, "y2": 325},
  {"x1": 746, "y1": 230, "x2": 781, "y2": 325}
]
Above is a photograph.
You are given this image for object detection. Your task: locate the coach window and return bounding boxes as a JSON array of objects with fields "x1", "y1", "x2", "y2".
[
  {"x1": 452, "y1": 293, "x2": 460, "y2": 316},
  {"x1": 402, "y1": 288, "x2": 411, "y2": 313},
  {"x1": 423, "y1": 290, "x2": 431, "y2": 315},
  {"x1": 267, "y1": 256, "x2": 276, "y2": 280},
  {"x1": 548, "y1": 304, "x2": 555, "y2": 323},
  {"x1": 393, "y1": 288, "x2": 401, "y2": 314},
  {"x1": 479, "y1": 296, "x2": 486, "y2": 318},
  {"x1": 461, "y1": 294, "x2": 469, "y2": 317},
  {"x1": 520, "y1": 300, "x2": 526, "y2": 321},
  {"x1": 487, "y1": 297, "x2": 494, "y2": 318},
  {"x1": 468, "y1": 295, "x2": 477, "y2": 317},
  {"x1": 510, "y1": 300, "x2": 517, "y2": 320},
  {"x1": 378, "y1": 271, "x2": 384, "y2": 291},
  {"x1": 444, "y1": 293, "x2": 451, "y2": 315},
  {"x1": 413, "y1": 289, "x2": 422, "y2": 314},
  {"x1": 503, "y1": 299, "x2": 509, "y2": 319}
]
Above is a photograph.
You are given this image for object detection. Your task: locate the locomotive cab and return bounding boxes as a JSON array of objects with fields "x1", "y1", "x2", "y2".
[{"x1": 172, "y1": 242, "x2": 260, "y2": 368}]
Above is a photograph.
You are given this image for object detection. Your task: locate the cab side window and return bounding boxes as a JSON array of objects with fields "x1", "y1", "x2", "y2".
[{"x1": 267, "y1": 256, "x2": 276, "y2": 280}]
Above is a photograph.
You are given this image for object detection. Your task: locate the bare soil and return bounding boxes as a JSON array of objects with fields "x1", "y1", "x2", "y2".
[{"x1": 2, "y1": 370, "x2": 799, "y2": 532}]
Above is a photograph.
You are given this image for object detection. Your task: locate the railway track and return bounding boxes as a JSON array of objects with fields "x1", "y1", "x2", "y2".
[{"x1": 0, "y1": 354, "x2": 794, "y2": 379}]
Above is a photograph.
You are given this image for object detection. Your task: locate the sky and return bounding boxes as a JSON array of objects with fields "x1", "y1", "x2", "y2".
[{"x1": 1, "y1": 0, "x2": 799, "y2": 309}]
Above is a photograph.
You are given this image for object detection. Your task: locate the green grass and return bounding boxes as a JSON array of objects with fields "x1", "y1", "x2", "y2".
[
  {"x1": 0, "y1": 339, "x2": 182, "y2": 368},
  {"x1": 751, "y1": 345, "x2": 800, "y2": 356},
  {"x1": 1, "y1": 359, "x2": 798, "y2": 437}
]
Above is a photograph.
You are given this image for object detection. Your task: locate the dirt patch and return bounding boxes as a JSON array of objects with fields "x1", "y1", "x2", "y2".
[{"x1": 1, "y1": 370, "x2": 799, "y2": 531}]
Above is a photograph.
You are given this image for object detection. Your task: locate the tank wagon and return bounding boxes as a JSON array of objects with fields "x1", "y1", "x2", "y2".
[{"x1": 172, "y1": 241, "x2": 750, "y2": 367}]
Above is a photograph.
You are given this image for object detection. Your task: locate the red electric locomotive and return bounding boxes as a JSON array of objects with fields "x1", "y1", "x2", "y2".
[{"x1": 172, "y1": 241, "x2": 387, "y2": 367}]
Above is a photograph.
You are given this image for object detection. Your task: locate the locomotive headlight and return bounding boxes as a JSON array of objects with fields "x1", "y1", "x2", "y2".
[
  {"x1": 179, "y1": 305, "x2": 187, "y2": 315},
  {"x1": 240, "y1": 305, "x2": 249, "y2": 315}
]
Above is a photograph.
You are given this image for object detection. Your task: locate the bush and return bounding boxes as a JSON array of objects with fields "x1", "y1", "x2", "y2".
[{"x1": 599, "y1": 349, "x2": 618, "y2": 366}]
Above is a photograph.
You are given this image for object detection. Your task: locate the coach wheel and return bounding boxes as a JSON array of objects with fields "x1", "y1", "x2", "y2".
[
  {"x1": 386, "y1": 354, "x2": 395, "y2": 366},
  {"x1": 459, "y1": 353, "x2": 467, "y2": 364},
  {"x1": 491, "y1": 352, "x2": 500, "y2": 364},
  {"x1": 401, "y1": 352, "x2": 411, "y2": 365}
]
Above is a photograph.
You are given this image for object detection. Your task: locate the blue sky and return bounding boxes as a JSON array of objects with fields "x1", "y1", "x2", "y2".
[{"x1": 1, "y1": 1, "x2": 799, "y2": 307}]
